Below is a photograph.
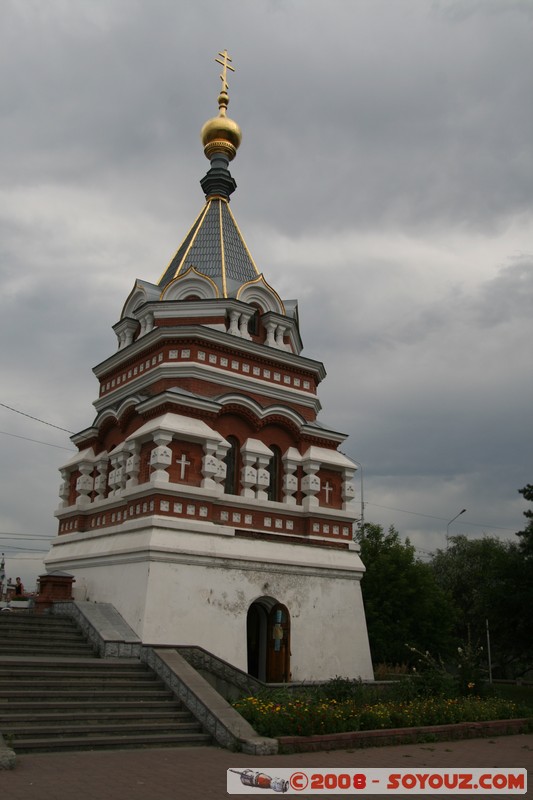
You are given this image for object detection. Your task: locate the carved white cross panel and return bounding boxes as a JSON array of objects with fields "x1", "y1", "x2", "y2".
[
  {"x1": 176, "y1": 453, "x2": 191, "y2": 481},
  {"x1": 323, "y1": 481, "x2": 333, "y2": 504}
]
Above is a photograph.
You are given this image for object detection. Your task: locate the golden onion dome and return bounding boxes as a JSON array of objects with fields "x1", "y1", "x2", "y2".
[
  {"x1": 201, "y1": 51, "x2": 242, "y2": 162},
  {"x1": 201, "y1": 97, "x2": 242, "y2": 161}
]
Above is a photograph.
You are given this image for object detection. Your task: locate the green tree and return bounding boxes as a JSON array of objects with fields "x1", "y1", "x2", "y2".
[
  {"x1": 357, "y1": 523, "x2": 455, "y2": 667},
  {"x1": 517, "y1": 484, "x2": 533, "y2": 556},
  {"x1": 431, "y1": 535, "x2": 531, "y2": 677},
  {"x1": 513, "y1": 484, "x2": 533, "y2": 670}
]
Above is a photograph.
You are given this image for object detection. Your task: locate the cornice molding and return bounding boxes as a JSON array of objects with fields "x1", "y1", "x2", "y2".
[
  {"x1": 93, "y1": 362, "x2": 323, "y2": 416},
  {"x1": 93, "y1": 323, "x2": 321, "y2": 381}
]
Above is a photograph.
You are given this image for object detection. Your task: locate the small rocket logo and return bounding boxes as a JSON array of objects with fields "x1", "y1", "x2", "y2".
[{"x1": 229, "y1": 769, "x2": 289, "y2": 793}]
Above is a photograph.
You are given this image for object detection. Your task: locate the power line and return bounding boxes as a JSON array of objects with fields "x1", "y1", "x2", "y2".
[
  {"x1": 0, "y1": 545, "x2": 49, "y2": 553},
  {"x1": 1, "y1": 554, "x2": 47, "y2": 561},
  {"x1": 365, "y1": 501, "x2": 518, "y2": 532},
  {"x1": 0, "y1": 430, "x2": 75, "y2": 451},
  {"x1": 0, "y1": 402, "x2": 74, "y2": 434},
  {"x1": 0, "y1": 533, "x2": 54, "y2": 540},
  {"x1": 366, "y1": 502, "x2": 445, "y2": 521}
]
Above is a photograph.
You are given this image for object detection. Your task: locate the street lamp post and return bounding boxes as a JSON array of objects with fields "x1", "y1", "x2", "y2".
[{"x1": 446, "y1": 508, "x2": 466, "y2": 548}]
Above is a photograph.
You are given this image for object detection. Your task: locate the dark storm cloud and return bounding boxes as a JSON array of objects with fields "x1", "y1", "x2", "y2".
[{"x1": 233, "y1": 0, "x2": 533, "y2": 235}]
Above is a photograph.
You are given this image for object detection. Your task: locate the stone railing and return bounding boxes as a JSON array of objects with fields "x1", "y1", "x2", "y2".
[
  {"x1": 51, "y1": 600, "x2": 142, "y2": 658},
  {"x1": 141, "y1": 647, "x2": 277, "y2": 754},
  {"x1": 177, "y1": 645, "x2": 264, "y2": 701}
]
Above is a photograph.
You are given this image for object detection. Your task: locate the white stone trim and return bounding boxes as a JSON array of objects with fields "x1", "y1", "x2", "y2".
[
  {"x1": 125, "y1": 412, "x2": 226, "y2": 447},
  {"x1": 92, "y1": 325, "x2": 324, "y2": 383},
  {"x1": 46, "y1": 521, "x2": 366, "y2": 576},
  {"x1": 302, "y1": 446, "x2": 358, "y2": 470},
  {"x1": 160, "y1": 269, "x2": 220, "y2": 301},
  {"x1": 236, "y1": 276, "x2": 285, "y2": 315},
  {"x1": 240, "y1": 438, "x2": 274, "y2": 501},
  {"x1": 94, "y1": 364, "x2": 321, "y2": 418}
]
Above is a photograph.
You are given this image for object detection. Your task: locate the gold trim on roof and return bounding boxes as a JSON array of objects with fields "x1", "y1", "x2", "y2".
[
  {"x1": 157, "y1": 201, "x2": 212, "y2": 286},
  {"x1": 225, "y1": 202, "x2": 260, "y2": 277},
  {"x1": 219, "y1": 199, "x2": 228, "y2": 298},
  {"x1": 236, "y1": 274, "x2": 286, "y2": 315},
  {"x1": 160, "y1": 266, "x2": 220, "y2": 300}
]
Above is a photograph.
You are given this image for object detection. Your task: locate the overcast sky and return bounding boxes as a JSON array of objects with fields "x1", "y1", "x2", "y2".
[{"x1": 1, "y1": 0, "x2": 532, "y2": 588}]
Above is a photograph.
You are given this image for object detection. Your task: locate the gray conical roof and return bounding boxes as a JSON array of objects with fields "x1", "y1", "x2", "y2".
[{"x1": 157, "y1": 196, "x2": 260, "y2": 297}]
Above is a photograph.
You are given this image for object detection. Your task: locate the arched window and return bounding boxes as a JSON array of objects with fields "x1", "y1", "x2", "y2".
[
  {"x1": 267, "y1": 445, "x2": 282, "y2": 502},
  {"x1": 224, "y1": 436, "x2": 240, "y2": 495}
]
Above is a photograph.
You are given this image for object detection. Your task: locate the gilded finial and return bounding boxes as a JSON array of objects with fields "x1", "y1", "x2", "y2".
[
  {"x1": 215, "y1": 49, "x2": 235, "y2": 113},
  {"x1": 201, "y1": 49, "x2": 242, "y2": 162}
]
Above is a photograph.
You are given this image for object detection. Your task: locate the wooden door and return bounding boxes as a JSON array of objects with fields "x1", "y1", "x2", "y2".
[{"x1": 266, "y1": 603, "x2": 290, "y2": 683}]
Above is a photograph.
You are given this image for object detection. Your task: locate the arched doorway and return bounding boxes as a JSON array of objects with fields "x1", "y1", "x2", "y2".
[{"x1": 247, "y1": 597, "x2": 290, "y2": 683}]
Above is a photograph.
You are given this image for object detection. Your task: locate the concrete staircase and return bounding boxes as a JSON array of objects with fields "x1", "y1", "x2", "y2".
[{"x1": 0, "y1": 613, "x2": 211, "y2": 752}]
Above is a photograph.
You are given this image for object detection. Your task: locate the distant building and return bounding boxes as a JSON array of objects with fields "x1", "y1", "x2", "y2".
[{"x1": 45, "y1": 54, "x2": 373, "y2": 682}]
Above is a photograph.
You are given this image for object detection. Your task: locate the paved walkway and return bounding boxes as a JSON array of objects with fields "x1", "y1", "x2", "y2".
[{"x1": 2, "y1": 734, "x2": 532, "y2": 800}]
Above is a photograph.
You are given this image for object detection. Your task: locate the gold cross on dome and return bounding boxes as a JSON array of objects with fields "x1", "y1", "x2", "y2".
[{"x1": 215, "y1": 49, "x2": 235, "y2": 93}]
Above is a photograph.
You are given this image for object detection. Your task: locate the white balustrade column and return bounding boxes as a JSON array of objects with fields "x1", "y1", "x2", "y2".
[
  {"x1": 342, "y1": 467, "x2": 357, "y2": 512},
  {"x1": 264, "y1": 320, "x2": 277, "y2": 347},
  {"x1": 240, "y1": 452, "x2": 257, "y2": 499},
  {"x1": 215, "y1": 442, "x2": 230, "y2": 488},
  {"x1": 239, "y1": 312, "x2": 252, "y2": 340},
  {"x1": 76, "y1": 462, "x2": 94, "y2": 508},
  {"x1": 282, "y1": 450, "x2": 300, "y2": 506},
  {"x1": 149, "y1": 432, "x2": 173, "y2": 483},
  {"x1": 144, "y1": 312, "x2": 154, "y2": 334},
  {"x1": 201, "y1": 441, "x2": 222, "y2": 491},
  {"x1": 301, "y1": 459, "x2": 321, "y2": 511},
  {"x1": 275, "y1": 325, "x2": 287, "y2": 349},
  {"x1": 126, "y1": 442, "x2": 141, "y2": 488},
  {"x1": 228, "y1": 310, "x2": 241, "y2": 336},
  {"x1": 94, "y1": 455, "x2": 109, "y2": 502},
  {"x1": 108, "y1": 452, "x2": 122, "y2": 497},
  {"x1": 114, "y1": 450, "x2": 129, "y2": 496},
  {"x1": 58, "y1": 469, "x2": 71, "y2": 508},
  {"x1": 255, "y1": 454, "x2": 271, "y2": 501}
]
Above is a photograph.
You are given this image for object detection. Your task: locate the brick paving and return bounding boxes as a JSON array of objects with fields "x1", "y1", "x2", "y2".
[{"x1": 1, "y1": 734, "x2": 532, "y2": 800}]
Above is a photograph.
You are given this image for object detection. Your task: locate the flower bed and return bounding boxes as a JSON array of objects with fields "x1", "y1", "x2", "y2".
[{"x1": 232, "y1": 693, "x2": 527, "y2": 739}]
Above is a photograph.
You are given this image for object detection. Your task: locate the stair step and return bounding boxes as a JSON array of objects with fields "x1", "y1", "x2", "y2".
[
  {"x1": 0, "y1": 669, "x2": 153, "y2": 680},
  {"x1": 0, "y1": 710, "x2": 190, "y2": 724},
  {"x1": 3, "y1": 720, "x2": 202, "y2": 737},
  {"x1": 0, "y1": 628, "x2": 91, "y2": 636},
  {"x1": 0, "y1": 615, "x2": 76, "y2": 620},
  {"x1": 0, "y1": 643, "x2": 95, "y2": 652},
  {"x1": 0, "y1": 657, "x2": 136, "y2": 668},
  {"x1": 0, "y1": 621, "x2": 80, "y2": 633},
  {"x1": 0, "y1": 649, "x2": 96, "y2": 658},
  {"x1": 0, "y1": 699, "x2": 183, "y2": 712},
  {"x1": 0, "y1": 677, "x2": 158, "y2": 690},
  {"x1": 0, "y1": 613, "x2": 212, "y2": 753},
  {"x1": 1, "y1": 690, "x2": 174, "y2": 703},
  {"x1": 9, "y1": 731, "x2": 212, "y2": 753}
]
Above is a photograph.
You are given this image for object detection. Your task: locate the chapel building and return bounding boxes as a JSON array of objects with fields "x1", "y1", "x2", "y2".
[{"x1": 44, "y1": 53, "x2": 374, "y2": 682}]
